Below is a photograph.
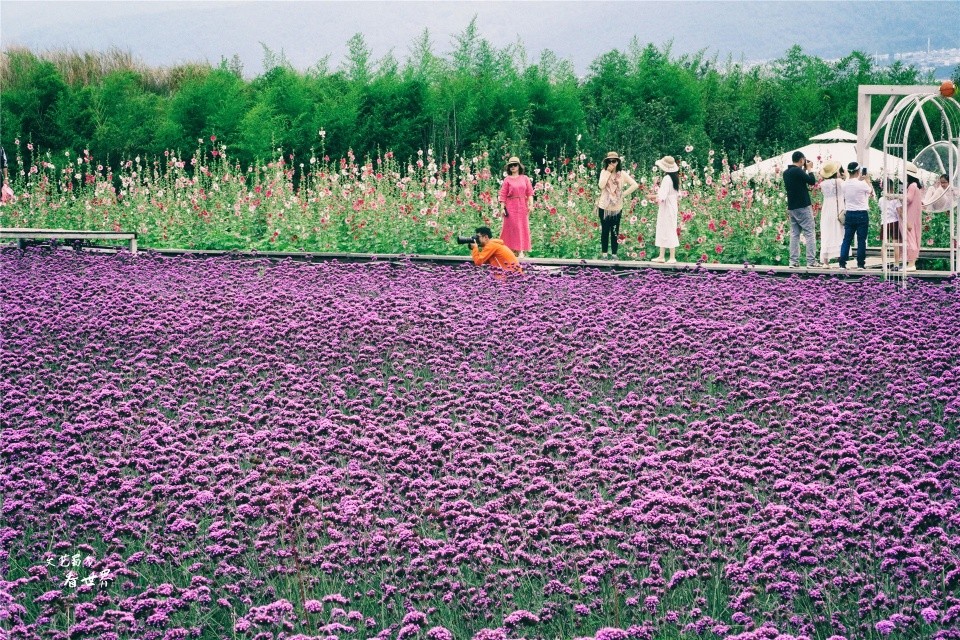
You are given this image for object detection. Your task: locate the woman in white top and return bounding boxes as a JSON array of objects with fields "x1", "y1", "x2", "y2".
[
  {"x1": 651, "y1": 155, "x2": 680, "y2": 263},
  {"x1": 818, "y1": 161, "x2": 845, "y2": 266}
]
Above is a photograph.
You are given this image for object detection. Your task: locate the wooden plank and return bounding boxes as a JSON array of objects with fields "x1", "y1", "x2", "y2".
[
  {"x1": 4, "y1": 244, "x2": 953, "y2": 279},
  {"x1": 0, "y1": 230, "x2": 136, "y2": 240},
  {"x1": 866, "y1": 246, "x2": 952, "y2": 257},
  {"x1": 865, "y1": 96, "x2": 898, "y2": 154},
  {"x1": 858, "y1": 85, "x2": 941, "y2": 96},
  {"x1": 2, "y1": 227, "x2": 138, "y2": 234}
]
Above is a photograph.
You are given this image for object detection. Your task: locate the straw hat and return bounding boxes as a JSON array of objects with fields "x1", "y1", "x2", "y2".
[
  {"x1": 820, "y1": 160, "x2": 841, "y2": 179},
  {"x1": 906, "y1": 162, "x2": 920, "y2": 178},
  {"x1": 505, "y1": 156, "x2": 525, "y2": 173},
  {"x1": 655, "y1": 155, "x2": 679, "y2": 173},
  {"x1": 602, "y1": 151, "x2": 622, "y2": 166}
]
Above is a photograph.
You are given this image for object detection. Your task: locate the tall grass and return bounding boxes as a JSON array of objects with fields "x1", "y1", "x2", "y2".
[{"x1": 0, "y1": 45, "x2": 210, "y2": 94}]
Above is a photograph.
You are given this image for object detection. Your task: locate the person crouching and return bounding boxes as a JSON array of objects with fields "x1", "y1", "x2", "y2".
[{"x1": 469, "y1": 226, "x2": 521, "y2": 272}]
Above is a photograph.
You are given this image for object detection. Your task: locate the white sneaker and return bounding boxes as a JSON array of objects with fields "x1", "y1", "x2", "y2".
[
  {"x1": 651, "y1": 256, "x2": 666, "y2": 263},
  {"x1": 666, "y1": 258, "x2": 677, "y2": 264}
]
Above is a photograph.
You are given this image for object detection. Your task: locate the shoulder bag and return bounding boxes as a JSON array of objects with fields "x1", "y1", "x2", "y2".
[{"x1": 835, "y1": 180, "x2": 846, "y2": 225}]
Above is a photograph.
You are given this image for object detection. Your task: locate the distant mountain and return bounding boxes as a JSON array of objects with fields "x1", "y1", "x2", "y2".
[{"x1": 2, "y1": 1, "x2": 958, "y2": 76}]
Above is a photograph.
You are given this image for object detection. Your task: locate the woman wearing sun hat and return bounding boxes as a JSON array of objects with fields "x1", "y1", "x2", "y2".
[
  {"x1": 498, "y1": 156, "x2": 534, "y2": 258},
  {"x1": 818, "y1": 160, "x2": 845, "y2": 267},
  {"x1": 596, "y1": 151, "x2": 639, "y2": 260},
  {"x1": 651, "y1": 155, "x2": 681, "y2": 263}
]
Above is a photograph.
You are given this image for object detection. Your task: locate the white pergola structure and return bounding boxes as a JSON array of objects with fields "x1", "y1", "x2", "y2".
[{"x1": 856, "y1": 85, "x2": 960, "y2": 287}]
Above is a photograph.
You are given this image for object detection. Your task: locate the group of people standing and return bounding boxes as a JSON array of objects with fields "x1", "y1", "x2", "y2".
[
  {"x1": 495, "y1": 150, "x2": 939, "y2": 270},
  {"x1": 786, "y1": 150, "x2": 926, "y2": 271},
  {"x1": 495, "y1": 152, "x2": 682, "y2": 262},
  {"x1": 595, "y1": 151, "x2": 682, "y2": 262}
]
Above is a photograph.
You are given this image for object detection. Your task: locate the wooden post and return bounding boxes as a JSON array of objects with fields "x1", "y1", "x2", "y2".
[{"x1": 856, "y1": 87, "x2": 872, "y2": 167}]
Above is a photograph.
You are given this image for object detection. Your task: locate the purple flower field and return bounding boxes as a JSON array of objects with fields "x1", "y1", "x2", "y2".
[{"x1": 1, "y1": 251, "x2": 959, "y2": 640}]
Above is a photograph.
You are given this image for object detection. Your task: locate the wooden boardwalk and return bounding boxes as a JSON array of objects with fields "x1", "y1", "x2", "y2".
[
  {"x1": 3, "y1": 239, "x2": 954, "y2": 281},
  {"x1": 145, "y1": 248, "x2": 955, "y2": 281}
]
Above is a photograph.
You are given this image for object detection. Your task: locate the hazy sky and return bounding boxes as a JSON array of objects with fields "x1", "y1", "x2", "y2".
[{"x1": 2, "y1": 1, "x2": 959, "y2": 77}]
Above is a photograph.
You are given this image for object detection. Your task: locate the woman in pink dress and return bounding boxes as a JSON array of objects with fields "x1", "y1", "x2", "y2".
[
  {"x1": 904, "y1": 165, "x2": 923, "y2": 271},
  {"x1": 498, "y1": 156, "x2": 533, "y2": 257}
]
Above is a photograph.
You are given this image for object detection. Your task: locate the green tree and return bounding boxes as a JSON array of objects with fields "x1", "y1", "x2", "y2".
[
  {"x1": 87, "y1": 71, "x2": 163, "y2": 161},
  {"x1": 0, "y1": 33, "x2": 936, "y2": 174},
  {"x1": 701, "y1": 61, "x2": 762, "y2": 161},
  {"x1": 365, "y1": 77, "x2": 429, "y2": 160},
  {"x1": 344, "y1": 33, "x2": 372, "y2": 85},
  {"x1": 156, "y1": 68, "x2": 249, "y2": 153},
  {"x1": 523, "y1": 51, "x2": 585, "y2": 159},
  {"x1": 0, "y1": 51, "x2": 70, "y2": 152}
]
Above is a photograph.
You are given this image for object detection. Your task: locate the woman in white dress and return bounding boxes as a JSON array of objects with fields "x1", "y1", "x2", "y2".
[
  {"x1": 651, "y1": 155, "x2": 680, "y2": 263},
  {"x1": 818, "y1": 161, "x2": 845, "y2": 266}
]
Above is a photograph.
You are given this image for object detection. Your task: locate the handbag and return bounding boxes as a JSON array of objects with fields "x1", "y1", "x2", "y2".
[{"x1": 835, "y1": 180, "x2": 846, "y2": 225}]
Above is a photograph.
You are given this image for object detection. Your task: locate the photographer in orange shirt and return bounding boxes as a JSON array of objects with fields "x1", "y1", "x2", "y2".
[{"x1": 465, "y1": 226, "x2": 521, "y2": 272}]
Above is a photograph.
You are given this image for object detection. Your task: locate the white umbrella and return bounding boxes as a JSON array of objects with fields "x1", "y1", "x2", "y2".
[
  {"x1": 731, "y1": 137, "x2": 938, "y2": 183},
  {"x1": 808, "y1": 128, "x2": 857, "y2": 142}
]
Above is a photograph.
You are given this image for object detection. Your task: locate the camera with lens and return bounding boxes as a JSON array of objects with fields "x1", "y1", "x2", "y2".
[{"x1": 456, "y1": 235, "x2": 479, "y2": 245}]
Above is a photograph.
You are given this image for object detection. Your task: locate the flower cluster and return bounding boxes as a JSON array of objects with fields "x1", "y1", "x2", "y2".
[{"x1": 1, "y1": 251, "x2": 958, "y2": 639}]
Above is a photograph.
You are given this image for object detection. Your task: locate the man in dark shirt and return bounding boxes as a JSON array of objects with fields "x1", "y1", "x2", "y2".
[{"x1": 782, "y1": 151, "x2": 822, "y2": 268}]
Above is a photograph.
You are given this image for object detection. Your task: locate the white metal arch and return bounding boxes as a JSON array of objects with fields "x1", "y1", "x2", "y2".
[{"x1": 857, "y1": 85, "x2": 960, "y2": 288}]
